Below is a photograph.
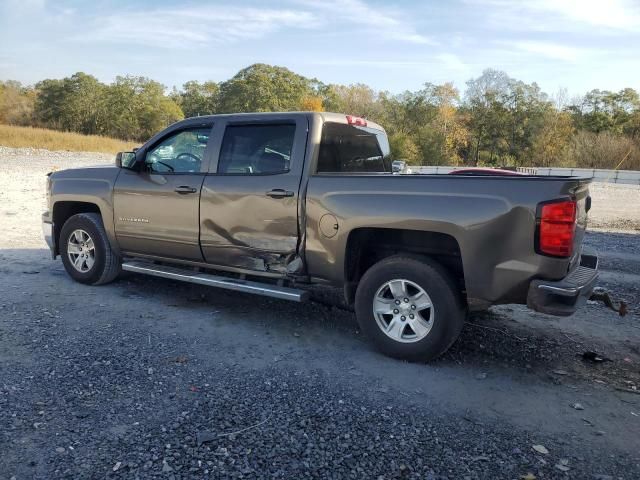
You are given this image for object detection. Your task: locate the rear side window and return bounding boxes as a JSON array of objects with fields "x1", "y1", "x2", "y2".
[
  {"x1": 317, "y1": 122, "x2": 391, "y2": 173},
  {"x1": 218, "y1": 124, "x2": 296, "y2": 175}
]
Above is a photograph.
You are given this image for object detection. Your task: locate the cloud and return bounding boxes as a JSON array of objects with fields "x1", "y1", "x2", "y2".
[
  {"x1": 511, "y1": 41, "x2": 584, "y2": 62},
  {"x1": 78, "y1": 0, "x2": 433, "y2": 49},
  {"x1": 1, "y1": 0, "x2": 46, "y2": 14},
  {"x1": 87, "y1": 6, "x2": 319, "y2": 48},
  {"x1": 435, "y1": 53, "x2": 469, "y2": 72},
  {"x1": 530, "y1": 0, "x2": 640, "y2": 30},
  {"x1": 296, "y1": 0, "x2": 434, "y2": 44},
  {"x1": 467, "y1": 0, "x2": 640, "y2": 32}
]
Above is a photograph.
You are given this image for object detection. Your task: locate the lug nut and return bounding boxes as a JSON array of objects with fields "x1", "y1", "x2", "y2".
[
  {"x1": 404, "y1": 298, "x2": 409, "y2": 303},
  {"x1": 411, "y1": 305, "x2": 416, "y2": 310},
  {"x1": 393, "y1": 309, "x2": 399, "y2": 314},
  {"x1": 401, "y1": 316, "x2": 406, "y2": 321},
  {"x1": 409, "y1": 314, "x2": 415, "y2": 319},
  {"x1": 395, "y1": 300, "x2": 401, "y2": 305}
]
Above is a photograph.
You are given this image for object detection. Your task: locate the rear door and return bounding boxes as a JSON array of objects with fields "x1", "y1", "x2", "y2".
[
  {"x1": 114, "y1": 124, "x2": 214, "y2": 261},
  {"x1": 199, "y1": 116, "x2": 307, "y2": 273}
]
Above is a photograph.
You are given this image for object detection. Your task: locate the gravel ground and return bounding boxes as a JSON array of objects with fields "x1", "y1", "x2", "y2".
[{"x1": 1, "y1": 147, "x2": 639, "y2": 479}]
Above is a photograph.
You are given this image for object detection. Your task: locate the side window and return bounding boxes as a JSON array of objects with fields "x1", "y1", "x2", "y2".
[
  {"x1": 317, "y1": 122, "x2": 391, "y2": 173},
  {"x1": 145, "y1": 127, "x2": 211, "y2": 173},
  {"x1": 218, "y1": 124, "x2": 296, "y2": 175}
]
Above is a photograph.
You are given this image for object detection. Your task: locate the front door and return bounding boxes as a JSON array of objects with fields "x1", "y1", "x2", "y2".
[
  {"x1": 114, "y1": 125, "x2": 214, "y2": 261},
  {"x1": 200, "y1": 117, "x2": 307, "y2": 273}
]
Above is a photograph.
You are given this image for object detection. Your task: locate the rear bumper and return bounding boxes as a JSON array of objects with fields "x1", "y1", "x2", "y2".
[{"x1": 526, "y1": 252, "x2": 598, "y2": 316}]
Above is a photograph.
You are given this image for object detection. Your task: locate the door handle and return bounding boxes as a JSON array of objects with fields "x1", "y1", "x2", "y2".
[
  {"x1": 266, "y1": 189, "x2": 294, "y2": 198},
  {"x1": 175, "y1": 186, "x2": 197, "y2": 194}
]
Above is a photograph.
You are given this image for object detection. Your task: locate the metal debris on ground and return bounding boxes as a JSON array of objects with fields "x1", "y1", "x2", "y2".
[
  {"x1": 589, "y1": 287, "x2": 628, "y2": 316},
  {"x1": 532, "y1": 445, "x2": 549, "y2": 455},
  {"x1": 582, "y1": 351, "x2": 612, "y2": 363}
]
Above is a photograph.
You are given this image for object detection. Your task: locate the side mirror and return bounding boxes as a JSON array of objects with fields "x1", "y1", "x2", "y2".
[{"x1": 116, "y1": 151, "x2": 137, "y2": 169}]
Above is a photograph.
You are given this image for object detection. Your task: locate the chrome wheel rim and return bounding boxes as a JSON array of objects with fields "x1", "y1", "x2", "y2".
[
  {"x1": 373, "y1": 279, "x2": 434, "y2": 343},
  {"x1": 67, "y1": 229, "x2": 95, "y2": 273}
]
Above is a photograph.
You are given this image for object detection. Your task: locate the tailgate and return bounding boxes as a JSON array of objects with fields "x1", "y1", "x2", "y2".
[{"x1": 569, "y1": 180, "x2": 592, "y2": 271}]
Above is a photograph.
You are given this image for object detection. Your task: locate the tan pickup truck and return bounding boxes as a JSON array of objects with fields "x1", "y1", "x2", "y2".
[{"x1": 42, "y1": 112, "x2": 598, "y2": 361}]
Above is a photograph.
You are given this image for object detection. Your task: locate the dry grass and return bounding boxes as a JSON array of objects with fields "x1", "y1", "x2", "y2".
[{"x1": 0, "y1": 124, "x2": 136, "y2": 154}]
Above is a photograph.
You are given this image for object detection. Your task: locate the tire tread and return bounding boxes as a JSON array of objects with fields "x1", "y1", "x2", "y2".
[
  {"x1": 61, "y1": 212, "x2": 121, "y2": 285},
  {"x1": 355, "y1": 255, "x2": 466, "y2": 362}
]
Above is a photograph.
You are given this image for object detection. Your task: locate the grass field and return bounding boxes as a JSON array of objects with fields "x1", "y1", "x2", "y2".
[{"x1": 0, "y1": 124, "x2": 136, "y2": 154}]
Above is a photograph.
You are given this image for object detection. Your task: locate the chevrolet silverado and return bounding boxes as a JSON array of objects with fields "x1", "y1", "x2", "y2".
[{"x1": 42, "y1": 112, "x2": 598, "y2": 361}]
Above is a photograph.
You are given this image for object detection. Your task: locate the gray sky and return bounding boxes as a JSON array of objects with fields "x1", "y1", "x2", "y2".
[{"x1": 1, "y1": 0, "x2": 639, "y2": 96}]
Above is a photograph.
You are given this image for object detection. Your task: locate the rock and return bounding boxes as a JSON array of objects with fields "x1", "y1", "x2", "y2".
[
  {"x1": 532, "y1": 444, "x2": 549, "y2": 455},
  {"x1": 196, "y1": 430, "x2": 217, "y2": 446},
  {"x1": 113, "y1": 461, "x2": 122, "y2": 472},
  {"x1": 555, "y1": 458, "x2": 570, "y2": 472},
  {"x1": 475, "y1": 373, "x2": 487, "y2": 380},
  {"x1": 55, "y1": 447, "x2": 66, "y2": 454},
  {"x1": 471, "y1": 455, "x2": 490, "y2": 462},
  {"x1": 162, "y1": 459, "x2": 173, "y2": 473},
  {"x1": 571, "y1": 403, "x2": 585, "y2": 410}
]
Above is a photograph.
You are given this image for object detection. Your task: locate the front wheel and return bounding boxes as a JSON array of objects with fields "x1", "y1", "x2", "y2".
[
  {"x1": 355, "y1": 256, "x2": 465, "y2": 362},
  {"x1": 60, "y1": 213, "x2": 121, "y2": 285}
]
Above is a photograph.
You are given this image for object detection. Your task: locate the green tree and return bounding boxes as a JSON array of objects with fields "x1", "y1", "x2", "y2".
[
  {"x1": 174, "y1": 80, "x2": 219, "y2": 117},
  {"x1": 531, "y1": 110, "x2": 574, "y2": 167},
  {"x1": 218, "y1": 64, "x2": 313, "y2": 113},
  {"x1": 103, "y1": 76, "x2": 183, "y2": 141},
  {"x1": 321, "y1": 83, "x2": 382, "y2": 119},
  {"x1": 34, "y1": 72, "x2": 105, "y2": 134},
  {"x1": 34, "y1": 78, "x2": 67, "y2": 130},
  {"x1": 463, "y1": 69, "x2": 549, "y2": 166},
  {"x1": 569, "y1": 88, "x2": 640, "y2": 137}
]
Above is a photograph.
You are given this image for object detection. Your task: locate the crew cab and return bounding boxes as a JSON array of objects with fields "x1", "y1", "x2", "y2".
[{"x1": 42, "y1": 112, "x2": 598, "y2": 361}]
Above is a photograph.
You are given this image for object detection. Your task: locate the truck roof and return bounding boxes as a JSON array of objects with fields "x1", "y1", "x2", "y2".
[{"x1": 170, "y1": 112, "x2": 385, "y2": 133}]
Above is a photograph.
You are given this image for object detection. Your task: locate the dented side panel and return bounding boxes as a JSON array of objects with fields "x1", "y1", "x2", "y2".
[{"x1": 199, "y1": 115, "x2": 308, "y2": 272}]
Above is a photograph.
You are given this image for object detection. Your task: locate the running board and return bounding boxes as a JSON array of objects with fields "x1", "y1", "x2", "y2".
[{"x1": 121, "y1": 260, "x2": 309, "y2": 302}]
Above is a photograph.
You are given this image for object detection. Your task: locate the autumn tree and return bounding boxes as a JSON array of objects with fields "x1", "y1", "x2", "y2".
[
  {"x1": 2, "y1": 63, "x2": 639, "y2": 170},
  {"x1": 299, "y1": 95, "x2": 324, "y2": 112},
  {"x1": 0, "y1": 81, "x2": 35, "y2": 125}
]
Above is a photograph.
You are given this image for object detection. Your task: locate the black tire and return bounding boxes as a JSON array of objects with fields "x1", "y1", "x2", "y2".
[
  {"x1": 59, "y1": 213, "x2": 121, "y2": 285},
  {"x1": 354, "y1": 255, "x2": 466, "y2": 362}
]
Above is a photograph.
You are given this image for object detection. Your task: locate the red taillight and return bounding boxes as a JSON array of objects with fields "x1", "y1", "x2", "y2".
[
  {"x1": 538, "y1": 200, "x2": 577, "y2": 257},
  {"x1": 346, "y1": 115, "x2": 367, "y2": 127}
]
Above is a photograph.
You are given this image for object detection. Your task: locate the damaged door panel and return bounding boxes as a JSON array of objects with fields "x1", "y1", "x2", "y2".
[{"x1": 199, "y1": 116, "x2": 307, "y2": 272}]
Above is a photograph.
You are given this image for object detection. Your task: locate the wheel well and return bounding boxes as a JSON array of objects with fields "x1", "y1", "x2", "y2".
[
  {"x1": 52, "y1": 201, "x2": 101, "y2": 255},
  {"x1": 344, "y1": 228, "x2": 465, "y2": 305}
]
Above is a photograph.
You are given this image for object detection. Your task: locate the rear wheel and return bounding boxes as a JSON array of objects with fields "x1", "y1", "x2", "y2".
[
  {"x1": 60, "y1": 213, "x2": 121, "y2": 285},
  {"x1": 355, "y1": 256, "x2": 465, "y2": 362}
]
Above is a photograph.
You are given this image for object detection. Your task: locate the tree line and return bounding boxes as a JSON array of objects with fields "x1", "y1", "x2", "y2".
[{"x1": 1, "y1": 63, "x2": 639, "y2": 169}]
